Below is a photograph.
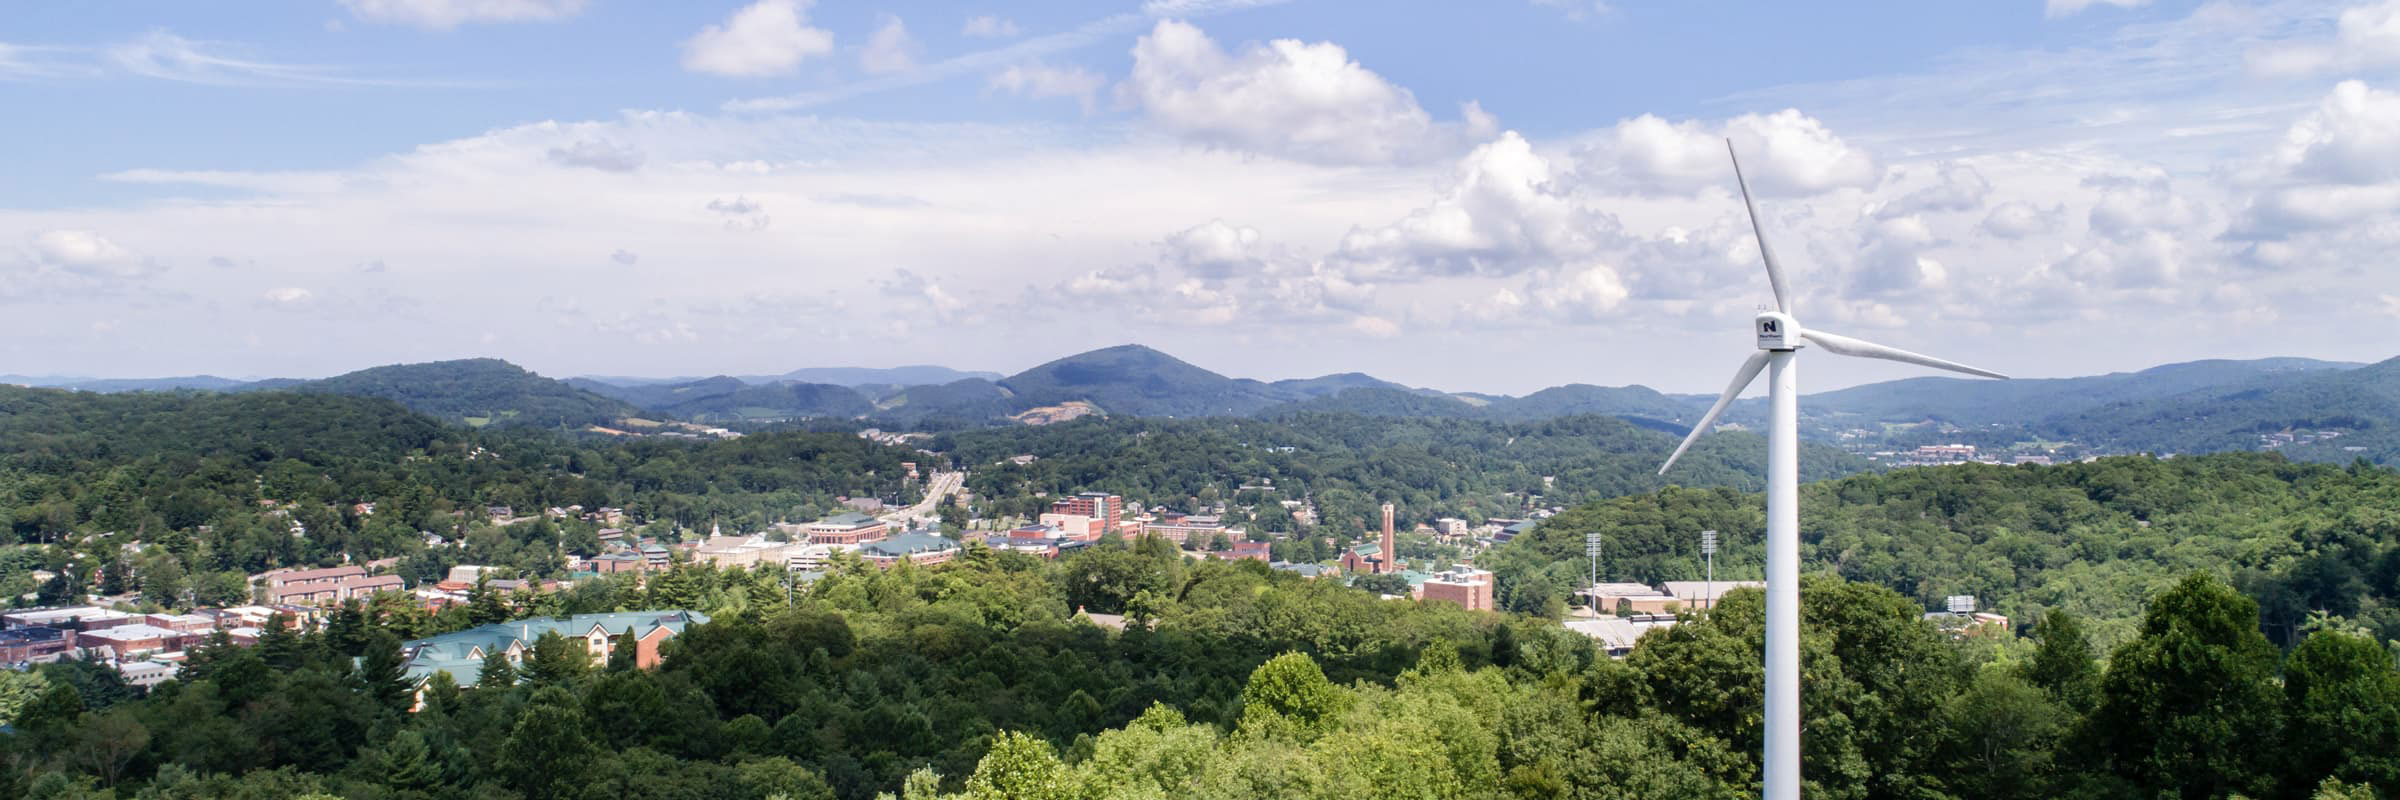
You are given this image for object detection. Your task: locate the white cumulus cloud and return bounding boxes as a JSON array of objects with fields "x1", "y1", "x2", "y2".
[
  {"x1": 860, "y1": 16, "x2": 919, "y2": 75},
  {"x1": 1582, "y1": 109, "x2": 1878, "y2": 195},
  {"x1": 2247, "y1": 0, "x2": 2400, "y2": 77},
  {"x1": 681, "y1": 0, "x2": 835, "y2": 78},
  {"x1": 260, "y1": 287, "x2": 316, "y2": 306},
  {"x1": 2239, "y1": 80, "x2": 2400, "y2": 234},
  {"x1": 1330, "y1": 132, "x2": 1620, "y2": 280},
  {"x1": 33, "y1": 230, "x2": 156, "y2": 278},
  {"x1": 1122, "y1": 19, "x2": 1495, "y2": 164}
]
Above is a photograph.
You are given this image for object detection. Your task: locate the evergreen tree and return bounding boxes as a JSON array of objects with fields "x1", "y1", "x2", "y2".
[
  {"x1": 256, "y1": 614, "x2": 306, "y2": 671},
  {"x1": 605, "y1": 626, "x2": 638, "y2": 672},
  {"x1": 477, "y1": 647, "x2": 518, "y2": 689},
  {"x1": 523, "y1": 631, "x2": 589, "y2": 687},
  {"x1": 358, "y1": 628, "x2": 413, "y2": 712},
  {"x1": 468, "y1": 575, "x2": 510, "y2": 625},
  {"x1": 325, "y1": 600, "x2": 370, "y2": 657}
]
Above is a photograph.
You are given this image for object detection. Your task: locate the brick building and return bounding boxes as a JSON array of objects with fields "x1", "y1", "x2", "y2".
[{"x1": 1419, "y1": 567, "x2": 1496, "y2": 612}]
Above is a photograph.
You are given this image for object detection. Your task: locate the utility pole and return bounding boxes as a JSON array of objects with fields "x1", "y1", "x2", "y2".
[
  {"x1": 1701, "y1": 529, "x2": 1718, "y2": 614},
  {"x1": 1584, "y1": 531, "x2": 1603, "y2": 613}
]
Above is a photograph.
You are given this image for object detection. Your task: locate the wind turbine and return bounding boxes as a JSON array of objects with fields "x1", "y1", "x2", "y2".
[{"x1": 1658, "y1": 140, "x2": 2007, "y2": 800}]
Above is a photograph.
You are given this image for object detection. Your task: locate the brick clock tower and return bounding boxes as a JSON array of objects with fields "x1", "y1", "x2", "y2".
[{"x1": 1379, "y1": 504, "x2": 1397, "y2": 574}]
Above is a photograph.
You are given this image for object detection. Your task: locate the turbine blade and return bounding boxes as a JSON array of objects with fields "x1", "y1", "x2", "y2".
[
  {"x1": 1799, "y1": 328, "x2": 2009, "y2": 380},
  {"x1": 1660, "y1": 350, "x2": 1773, "y2": 475},
  {"x1": 1728, "y1": 138, "x2": 1792, "y2": 314}
]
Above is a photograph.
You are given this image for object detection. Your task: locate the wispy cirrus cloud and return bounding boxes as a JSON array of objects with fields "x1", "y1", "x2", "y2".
[
  {"x1": 3, "y1": 30, "x2": 486, "y2": 88},
  {"x1": 724, "y1": 0, "x2": 1294, "y2": 113},
  {"x1": 337, "y1": 0, "x2": 588, "y2": 30}
]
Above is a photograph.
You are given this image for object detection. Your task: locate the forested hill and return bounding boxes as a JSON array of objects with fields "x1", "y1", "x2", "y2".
[
  {"x1": 289, "y1": 358, "x2": 637, "y2": 428},
  {"x1": 994, "y1": 344, "x2": 1294, "y2": 417},
  {"x1": 2043, "y1": 354, "x2": 2400, "y2": 462},
  {"x1": 1489, "y1": 452, "x2": 2400, "y2": 648},
  {"x1": 569, "y1": 376, "x2": 873, "y2": 424},
  {"x1": 1782, "y1": 356, "x2": 2360, "y2": 427},
  {"x1": 0, "y1": 385, "x2": 447, "y2": 470},
  {"x1": 930, "y1": 413, "x2": 1870, "y2": 531},
  {"x1": 0, "y1": 385, "x2": 923, "y2": 599}
]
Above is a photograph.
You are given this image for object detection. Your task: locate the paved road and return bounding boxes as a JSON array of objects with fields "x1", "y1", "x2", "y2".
[{"x1": 882, "y1": 470, "x2": 965, "y2": 527}]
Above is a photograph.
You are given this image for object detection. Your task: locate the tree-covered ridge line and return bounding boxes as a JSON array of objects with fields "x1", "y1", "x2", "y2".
[
  {"x1": 3, "y1": 543, "x2": 2393, "y2": 800},
  {"x1": 930, "y1": 413, "x2": 1869, "y2": 534},
  {"x1": 1492, "y1": 451, "x2": 2400, "y2": 648},
  {"x1": 31, "y1": 348, "x2": 2400, "y2": 470}
]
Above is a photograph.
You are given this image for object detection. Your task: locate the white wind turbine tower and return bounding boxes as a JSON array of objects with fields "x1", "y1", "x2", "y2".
[{"x1": 1658, "y1": 140, "x2": 2008, "y2": 800}]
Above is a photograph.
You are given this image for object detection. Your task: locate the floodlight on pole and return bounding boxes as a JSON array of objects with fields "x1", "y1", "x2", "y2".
[
  {"x1": 1701, "y1": 529, "x2": 1717, "y2": 612},
  {"x1": 1585, "y1": 531, "x2": 1603, "y2": 611},
  {"x1": 1657, "y1": 140, "x2": 2009, "y2": 800}
]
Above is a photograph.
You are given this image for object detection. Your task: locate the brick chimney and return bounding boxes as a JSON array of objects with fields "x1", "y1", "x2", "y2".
[{"x1": 1380, "y1": 503, "x2": 1396, "y2": 575}]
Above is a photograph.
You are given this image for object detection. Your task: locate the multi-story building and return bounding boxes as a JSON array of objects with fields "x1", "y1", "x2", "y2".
[
  {"x1": 0, "y1": 627, "x2": 75, "y2": 663},
  {"x1": 143, "y1": 613, "x2": 219, "y2": 633},
  {"x1": 802, "y1": 512, "x2": 890, "y2": 545},
  {"x1": 692, "y1": 535, "x2": 801, "y2": 570},
  {"x1": 1142, "y1": 512, "x2": 1238, "y2": 545},
  {"x1": 2, "y1": 606, "x2": 137, "y2": 631},
  {"x1": 1419, "y1": 567, "x2": 1496, "y2": 612},
  {"x1": 398, "y1": 610, "x2": 709, "y2": 705},
  {"x1": 267, "y1": 571, "x2": 406, "y2": 605},
  {"x1": 77, "y1": 624, "x2": 191, "y2": 659},
  {"x1": 1041, "y1": 493, "x2": 1123, "y2": 540}
]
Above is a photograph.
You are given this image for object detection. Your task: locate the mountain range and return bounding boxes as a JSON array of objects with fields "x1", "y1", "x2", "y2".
[{"x1": 9, "y1": 345, "x2": 2397, "y2": 463}]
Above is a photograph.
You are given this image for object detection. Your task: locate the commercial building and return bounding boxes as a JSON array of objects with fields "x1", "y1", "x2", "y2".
[
  {"x1": 1564, "y1": 614, "x2": 1680, "y2": 658},
  {"x1": 3, "y1": 606, "x2": 138, "y2": 631},
  {"x1": 1660, "y1": 581, "x2": 1765, "y2": 611},
  {"x1": 802, "y1": 512, "x2": 889, "y2": 545},
  {"x1": 1580, "y1": 583, "x2": 1681, "y2": 615},
  {"x1": 77, "y1": 624, "x2": 192, "y2": 659},
  {"x1": 1143, "y1": 512, "x2": 1238, "y2": 545},
  {"x1": 0, "y1": 627, "x2": 75, "y2": 663},
  {"x1": 692, "y1": 535, "x2": 801, "y2": 570},
  {"x1": 861, "y1": 531, "x2": 961, "y2": 568},
  {"x1": 117, "y1": 660, "x2": 179, "y2": 689}
]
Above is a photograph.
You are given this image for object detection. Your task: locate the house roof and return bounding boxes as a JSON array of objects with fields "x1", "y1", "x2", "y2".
[
  {"x1": 863, "y1": 531, "x2": 959, "y2": 557},
  {"x1": 812, "y1": 512, "x2": 881, "y2": 528}
]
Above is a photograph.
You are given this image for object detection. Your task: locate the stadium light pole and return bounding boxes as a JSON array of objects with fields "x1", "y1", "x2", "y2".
[
  {"x1": 1700, "y1": 529, "x2": 1717, "y2": 612},
  {"x1": 1585, "y1": 531, "x2": 1603, "y2": 612}
]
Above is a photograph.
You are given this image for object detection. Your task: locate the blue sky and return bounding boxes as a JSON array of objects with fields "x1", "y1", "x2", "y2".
[{"x1": 4, "y1": 0, "x2": 2396, "y2": 393}]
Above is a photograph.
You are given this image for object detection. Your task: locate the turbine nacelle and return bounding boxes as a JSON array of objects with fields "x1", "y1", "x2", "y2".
[{"x1": 1755, "y1": 311, "x2": 1798, "y2": 351}]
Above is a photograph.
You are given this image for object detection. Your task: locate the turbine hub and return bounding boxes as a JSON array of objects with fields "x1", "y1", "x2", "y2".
[{"x1": 1755, "y1": 311, "x2": 1799, "y2": 351}]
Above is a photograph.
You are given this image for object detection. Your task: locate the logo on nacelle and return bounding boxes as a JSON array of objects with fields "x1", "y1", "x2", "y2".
[{"x1": 1755, "y1": 313, "x2": 1793, "y2": 350}]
